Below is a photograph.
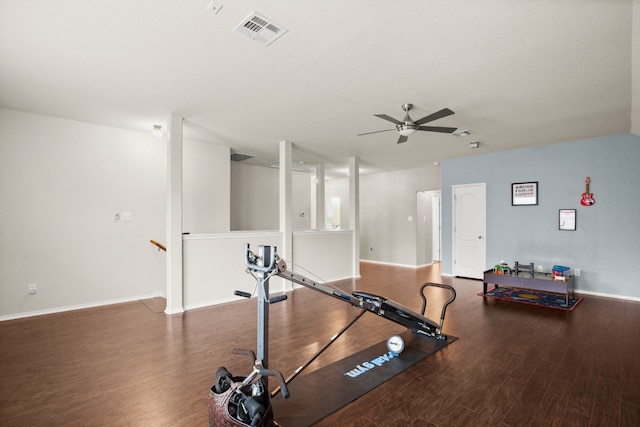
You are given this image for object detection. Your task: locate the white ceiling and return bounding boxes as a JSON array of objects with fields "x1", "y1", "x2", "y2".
[{"x1": 1, "y1": 0, "x2": 639, "y2": 178}]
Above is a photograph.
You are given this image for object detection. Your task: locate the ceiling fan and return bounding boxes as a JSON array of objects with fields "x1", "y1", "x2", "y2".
[{"x1": 358, "y1": 103, "x2": 457, "y2": 144}]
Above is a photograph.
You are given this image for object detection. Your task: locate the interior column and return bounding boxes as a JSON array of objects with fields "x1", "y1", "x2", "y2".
[
  {"x1": 349, "y1": 157, "x2": 360, "y2": 277},
  {"x1": 311, "y1": 163, "x2": 325, "y2": 229},
  {"x1": 279, "y1": 140, "x2": 292, "y2": 279},
  {"x1": 165, "y1": 115, "x2": 184, "y2": 314}
]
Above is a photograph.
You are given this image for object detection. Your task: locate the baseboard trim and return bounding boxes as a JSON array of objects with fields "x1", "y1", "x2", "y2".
[
  {"x1": 0, "y1": 291, "x2": 166, "y2": 322},
  {"x1": 184, "y1": 295, "x2": 244, "y2": 312},
  {"x1": 360, "y1": 259, "x2": 434, "y2": 269},
  {"x1": 574, "y1": 289, "x2": 640, "y2": 302}
]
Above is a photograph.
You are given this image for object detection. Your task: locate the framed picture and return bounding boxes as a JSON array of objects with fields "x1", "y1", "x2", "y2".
[
  {"x1": 512, "y1": 182, "x2": 538, "y2": 206},
  {"x1": 559, "y1": 209, "x2": 576, "y2": 231}
]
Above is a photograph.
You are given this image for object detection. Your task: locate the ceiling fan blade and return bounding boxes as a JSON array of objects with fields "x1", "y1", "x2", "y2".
[
  {"x1": 357, "y1": 128, "x2": 395, "y2": 136},
  {"x1": 414, "y1": 108, "x2": 455, "y2": 125},
  {"x1": 418, "y1": 125, "x2": 457, "y2": 134},
  {"x1": 397, "y1": 134, "x2": 409, "y2": 144},
  {"x1": 374, "y1": 114, "x2": 403, "y2": 125}
]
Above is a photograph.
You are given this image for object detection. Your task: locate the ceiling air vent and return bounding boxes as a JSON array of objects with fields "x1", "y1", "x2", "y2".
[
  {"x1": 230, "y1": 152, "x2": 255, "y2": 162},
  {"x1": 267, "y1": 161, "x2": 316, "y2": 173},
  {"x1": 234, "y1": 12, "x2": 288, "y2": 46}
]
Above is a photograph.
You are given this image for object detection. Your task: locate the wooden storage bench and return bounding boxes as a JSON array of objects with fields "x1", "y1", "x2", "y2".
[{"x1": 483, "y1": 269, "x2": 575, "y2": 307}]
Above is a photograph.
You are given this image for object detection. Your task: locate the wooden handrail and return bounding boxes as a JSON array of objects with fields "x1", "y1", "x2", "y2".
[{"x1": 150, "y1": 240, "x2": 166, "y2": 252}]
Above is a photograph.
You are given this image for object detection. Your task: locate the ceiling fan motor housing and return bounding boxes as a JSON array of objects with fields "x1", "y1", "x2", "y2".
[{"x1": 398, "y1": 105, "x2": 417, "y2": 136}]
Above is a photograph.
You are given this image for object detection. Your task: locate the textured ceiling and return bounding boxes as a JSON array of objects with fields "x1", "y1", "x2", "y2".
[{"x1": 1, "y1": 0, "x2": 638, "y2": 178}]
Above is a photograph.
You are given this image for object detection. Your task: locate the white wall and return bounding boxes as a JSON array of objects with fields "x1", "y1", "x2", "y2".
[
  {"x1": 291, "y1": 230, "x2": 354, "y2": 281},
  {"x1": 359, "y1": 167, "x2": 441, "y2": 266},
  {"x1": 0, "y1": 109, "x2": 166, "y2": 318},
  {"x1": 416, "y1": 190, "x2": 436, "y2": 266},
  {"x1": 182, "y1": 230, "x2": 354, "y2": 310},
  {"x1": 183, "y1": 232, "x2": 283, "y2": 309},
  {"x1": 230, "y1": 163, "x2": 311, "y2": 231},
  {"x1": 183, "y1": 140, "x2": 230, "y2": 233},
  {"x1": 325, "y1": 178, "x2": 350, "y2": 229},
  {"x1": 324, "y1": 168, "x2": 441, "y2": 267}
]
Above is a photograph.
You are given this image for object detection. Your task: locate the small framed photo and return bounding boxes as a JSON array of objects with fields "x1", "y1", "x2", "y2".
[
  {"x1": 512, "y1": 182, "x2": 538, "y2": 206},
  {"x1": 559, "y1": 209, "x2": 576, "y2": 231}
]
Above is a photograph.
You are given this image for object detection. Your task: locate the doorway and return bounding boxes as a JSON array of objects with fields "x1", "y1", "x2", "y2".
[
  {"x1": 416, "y1": 190, "x2": 441, "y2": 266},
  {"x1": 452, "y1": 183, "x2": 486, "y2": 279}
]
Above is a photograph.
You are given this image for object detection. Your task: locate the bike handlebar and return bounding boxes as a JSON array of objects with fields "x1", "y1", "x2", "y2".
[{"x1": 259, "y1": 368, "x2": 290, "y2": 399}]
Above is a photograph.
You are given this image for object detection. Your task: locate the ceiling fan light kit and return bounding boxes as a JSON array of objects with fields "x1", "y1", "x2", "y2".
[
  {"x1": 398, "y1": 125, "x2": 418, "y2": 137},
  {"x1": 359, "y1": 103, "x2": 457, "y2": 144}
]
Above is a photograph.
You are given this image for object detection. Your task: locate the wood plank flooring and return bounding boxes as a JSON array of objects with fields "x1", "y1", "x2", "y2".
[{"x1": 1, "y1": 262, "x2": 639, "y2": 426}]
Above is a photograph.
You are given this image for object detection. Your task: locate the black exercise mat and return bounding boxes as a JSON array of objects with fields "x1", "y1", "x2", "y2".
[{"x1": 271, "y1": 330, "x2": 457, "y2": 426}]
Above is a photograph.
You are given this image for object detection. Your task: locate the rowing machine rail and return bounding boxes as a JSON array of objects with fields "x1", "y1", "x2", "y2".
[
  {"x1": 275, "y1": 260, "x2": 455, "y2": 339},
  {"x1": 242, "y1": 244, "x2": 456, "y2": 400}
]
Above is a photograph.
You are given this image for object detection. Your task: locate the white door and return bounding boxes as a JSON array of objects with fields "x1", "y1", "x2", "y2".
[{"x1": 453, "y1": 183, "x2": 486, "y2": 279}]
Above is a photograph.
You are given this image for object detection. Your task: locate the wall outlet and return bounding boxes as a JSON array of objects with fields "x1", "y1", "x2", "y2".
[
  {"x1": 369, "y1": 247, "x2": 374, "y2": 253},
  {"x1": 537, "y1": 264, "x2": 543, "y2": 272},
  {"x1": 574, "y1": 268, "x2": 581, "y2": 276},
  {"x1": 28, "y1": 283, "x2": 37, "y2": 294}
]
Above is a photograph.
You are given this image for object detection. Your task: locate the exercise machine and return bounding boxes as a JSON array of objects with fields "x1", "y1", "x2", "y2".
[{"x1": 208, "y1": 244, "x2": 456, "y2": 426}]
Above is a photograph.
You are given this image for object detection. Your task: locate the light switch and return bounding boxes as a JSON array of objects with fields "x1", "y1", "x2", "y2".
[{"x1": 122, "y1": 211, "x2": 132, "y2": 221}]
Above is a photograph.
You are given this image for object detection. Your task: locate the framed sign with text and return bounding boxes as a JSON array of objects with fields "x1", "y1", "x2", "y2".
[
  {"x1": 559, "y1": 209, "x2": 576, "y2": 231},
  {"x1": 512, "y1": 182, "x2": 538, "y2": 206}
]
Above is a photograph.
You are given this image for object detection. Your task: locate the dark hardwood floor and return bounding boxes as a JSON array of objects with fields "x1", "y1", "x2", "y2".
[{"x1": 1, "y1": 262, "x2": 639, "y2": 426}]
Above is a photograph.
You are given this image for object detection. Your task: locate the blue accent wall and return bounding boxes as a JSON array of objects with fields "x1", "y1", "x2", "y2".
[{"x1": 442, "y1": 133, "x2": 640, "y2": 298}]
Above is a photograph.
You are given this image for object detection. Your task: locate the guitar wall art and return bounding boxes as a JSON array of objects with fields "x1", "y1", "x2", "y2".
[{"x1": 580, "y1": 176, "x2": 595, "y2": 206}]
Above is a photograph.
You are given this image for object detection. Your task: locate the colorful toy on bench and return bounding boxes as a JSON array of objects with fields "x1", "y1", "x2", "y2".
[
  {"x1": 552, "y1": 265, "x2": 570, "y2": 281},
  {"x1": 494, "y1": 263, "x2": 511, "y2": 275}
]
